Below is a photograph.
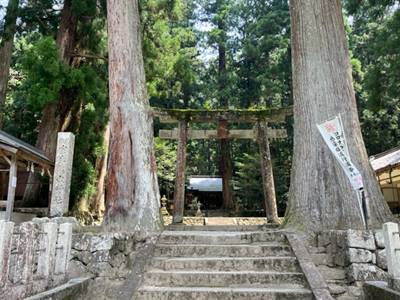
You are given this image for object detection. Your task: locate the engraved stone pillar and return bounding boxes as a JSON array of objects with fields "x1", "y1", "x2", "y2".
[
  {"x1": 49, "y1": 133, "x2": 75, "y2": 217},
  {"x1": 383, "y1": 222, "x2": 400, "y2": 290},
  {"x1": 9, "y1": 222, "x2": 35, "y2": 292},
  {"x1": 0, "y1": 221, "x2": 14, "y2": 288},
  {"x1": 54, "y1": 223, "x2": 72, "y2": 276},
  {"x1": 21, "y1": 222, "x2": 35, "y2": 291},
  {"x1": 37, "y1": 222, "x2": 58, "y2": 278}
]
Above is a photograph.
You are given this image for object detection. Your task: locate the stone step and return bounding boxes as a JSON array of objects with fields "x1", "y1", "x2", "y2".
[
  {"x1": 153, "y1": 243, "x2": 293, "y2": 257},
  {"x1": 150, "y1": 256, "x2": 301, "y2": 272},
  {"x1": 159, "y1": 230, "x2": 286, "y2": 244},
  {"x1": 166, "y1": 224, "x2": 279, "y2": 231},
  {"x1": 136, "y1": 285, "x2": 313, "y2": 300},
  {"x1": 24, "y1": 277, "x2": 91, "y2": 300},
  {"x1": 143, "y1": 270, "x2": 307, "y2": 287}
]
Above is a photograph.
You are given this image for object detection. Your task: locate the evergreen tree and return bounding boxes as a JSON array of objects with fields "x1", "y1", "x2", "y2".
[
  {"x1": 345, "y1": 1, "x2": 400, "y2": 154},
  {"x1": 286, "y1": 0, "x2": 393, "y2": 231},
  {"x1": 0, "y1": 0, "x2": 19, "y2": 126}
]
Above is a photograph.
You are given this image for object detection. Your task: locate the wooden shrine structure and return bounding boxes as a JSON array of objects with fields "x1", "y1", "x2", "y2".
[
  {"x1": 0, "y1": 130, "x2": 54, "y2": 221},
  {"x1": 153, "y1": 107, "x2": 293, "y2": 224}
]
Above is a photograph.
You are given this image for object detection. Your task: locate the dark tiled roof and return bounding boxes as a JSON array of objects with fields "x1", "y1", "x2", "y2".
[{"x1": 0, "y1": 130, "x2": 53, "y2": 165}]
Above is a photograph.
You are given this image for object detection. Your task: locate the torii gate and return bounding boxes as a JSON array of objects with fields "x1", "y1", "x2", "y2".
[{"x1": 153, "y1": 107, "x2": 293, "y2": 224}]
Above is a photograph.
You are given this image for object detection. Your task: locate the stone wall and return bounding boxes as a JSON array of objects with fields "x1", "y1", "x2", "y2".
[
  {"x1": 0, "y1": 219, "x2": 72, "y2": 299},
  {"x1": 316, "y1": 230, "x2": 388, "y2": 284},
  {"x1": 68, "y1": 231, "x2": 158, "y2": 300}
]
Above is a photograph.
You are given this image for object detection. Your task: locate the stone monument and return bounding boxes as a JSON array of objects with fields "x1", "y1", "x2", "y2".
[{"x1": 49, "y1": 133, "x2": 75, "y2": 217}]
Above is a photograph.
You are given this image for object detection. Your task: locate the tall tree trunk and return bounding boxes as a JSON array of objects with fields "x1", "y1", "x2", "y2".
[
  {"x1": 91, "y1": 124, "x2": 110, "y2": 218},
  {"x1": 105, "y1": 0, "x2": 162, "y2": 232},
  {"x1": 217, "y1": 10, "x2": 234, "y2": 210},
  {"x1": 0, "y1": 0, "x2": 19, "y2": 127},
  {"x1": 285, "y1": 0, "x2": 393, "y2": 231},
  {"x1": 23, "y1": 0, "x2": 78, "y2": 204}
]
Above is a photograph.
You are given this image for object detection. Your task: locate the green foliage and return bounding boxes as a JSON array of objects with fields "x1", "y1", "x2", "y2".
[
  {"x1": 17, "y1": 0, "x2": 60, "y2": 36},
  {"x1": 69, "y1": 65, "x2": 108, "y2": 205},
  {"x1": 18, "y1": 37, "x2": 63, "y2": 109},
  {"x1": 186, "y1": 139, "x2": 219, "y2": 176},
  {"x1": 154, "y1": 137, "x2": 177, "y2": 197},
  {"x1": 234, "y1": 151, "x2": 263, "y2": 211},
  {"x1": 345, "y1": 2, "x2": 400, "y2": 154},
  {"x1": 141, "y1": 0, "x2": 200, "y2": 108},
  {"x1": 10, "y1": 33, "x2": 109, "y2": 207},
  {"x1": 17, "y1": 36, "x2": 104, "y2": 112},
  {"x1": 233, "y1": 134, "x2": 292, "y2": 216},
  {"x1": 234, "y1": 0, "x2": 291, "y2": 108}
]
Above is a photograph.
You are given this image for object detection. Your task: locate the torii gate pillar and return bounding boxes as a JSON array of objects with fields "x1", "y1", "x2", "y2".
[
  {"x1": 172, "y1": 121, "x2": 188, "y2": 223},
  {"x1": 257, "y1": 122, "x2": 279, "y2": 223}
]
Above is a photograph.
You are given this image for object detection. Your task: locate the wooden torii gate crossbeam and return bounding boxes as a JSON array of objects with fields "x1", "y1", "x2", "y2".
[
  {"x1": 159, "y1": 128, "x2": 287, "y2": 140},
  {"x1": 153, "y1": 107, "x2": 293, "y2": 224}
]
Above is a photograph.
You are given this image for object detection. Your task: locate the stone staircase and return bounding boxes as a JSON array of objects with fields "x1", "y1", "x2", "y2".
[{"x1": 134, "y1": 225, "x2": 315, "y2": 300}]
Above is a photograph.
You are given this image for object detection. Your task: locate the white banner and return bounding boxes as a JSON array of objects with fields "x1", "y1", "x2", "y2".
[{"x1": 317, "y1": 115, "x2": 364, "y2": 190}]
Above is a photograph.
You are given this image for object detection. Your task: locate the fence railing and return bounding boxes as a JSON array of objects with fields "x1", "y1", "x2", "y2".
[{"x1": 0, "y1": 220, "x2": 72, "y2": 299}]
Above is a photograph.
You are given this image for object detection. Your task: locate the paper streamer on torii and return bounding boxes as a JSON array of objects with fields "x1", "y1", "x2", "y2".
[{"x1": 317, "y1": 115, "x2": 367, "y2": 227}]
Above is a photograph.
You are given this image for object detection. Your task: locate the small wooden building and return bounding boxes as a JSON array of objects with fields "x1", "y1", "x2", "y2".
[
  {"x1": 187, "y1": 176, "x2": 223, "y2": 209},
  {"x1": 370, "y1": 146, "x2": 400, "y2": 213},
  {"x1": 0, "y1": 130, "x2": 53, "y2": 220}
]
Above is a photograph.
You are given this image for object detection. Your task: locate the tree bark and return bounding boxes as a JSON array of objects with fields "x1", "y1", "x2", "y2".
[
  {"x1": 217, "y1": 7, "x2": 234, "y2": 210},
  {"x1": 285, "y1": 0, "x2": 393, "y2": 231},
  {"x1": 105, "y1": 0, "x2": 162, "y2": 232},
  {"x1": 22, "y1": 0, "x2": 78, "y2": 205},
  {"x1": 257, "y1": 122, "x2": 279, "y2": 223},
  {"x1": 173, "y1": 121, "x2": 188, "y2": 223},
  {"x1": 0, "y1": 0, "x2": 19, "y2": 127},
  {"x1": 91, "y1": 124, "x2": 110, "y2": 218}
]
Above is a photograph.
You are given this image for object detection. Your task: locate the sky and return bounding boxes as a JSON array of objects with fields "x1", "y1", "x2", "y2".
[{"x1": 0, "y1": 0, "x2": 8, "y2": 24}]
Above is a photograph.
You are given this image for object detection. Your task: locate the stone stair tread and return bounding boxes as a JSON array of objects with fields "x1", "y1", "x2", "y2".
[
  {"x1": 152, "y1": 256, "x2": 297, "y2": 261},
  {"x1": 159, "y1": 231, "x2": 286, "y2": 244},
  {"x1": 156, "y1": 242, "x2": 288, "y2": 247},
  {"x1": 143, "y1": 270, "x2": 308, "y2": 287},
  {"x1": 161, "y1": 230, "x2": 283, "y2": 235},
  {"x1": 138, "y1": 285, "x2": 312, "y2": 293},
  {"x1": 147, "y1": 270, "x2": 304, "y2": 275},
  {"x1": 154, "y1": 243, "x2": 293, "y2": 257},
  {"x1": 166, "y1": 225, "x2": 280, "y2": 231},
  {"x1": 150, "y1": 255, "x2": 301, "y2": 272}
]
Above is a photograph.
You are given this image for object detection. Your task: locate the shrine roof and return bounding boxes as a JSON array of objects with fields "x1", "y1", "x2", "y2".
[
  {"x1": 0, "y1": 130, "x2": 53, "y2": 167},
  {"x1": 370, "y1": 146, "x2": 400, "y2": 172}
]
